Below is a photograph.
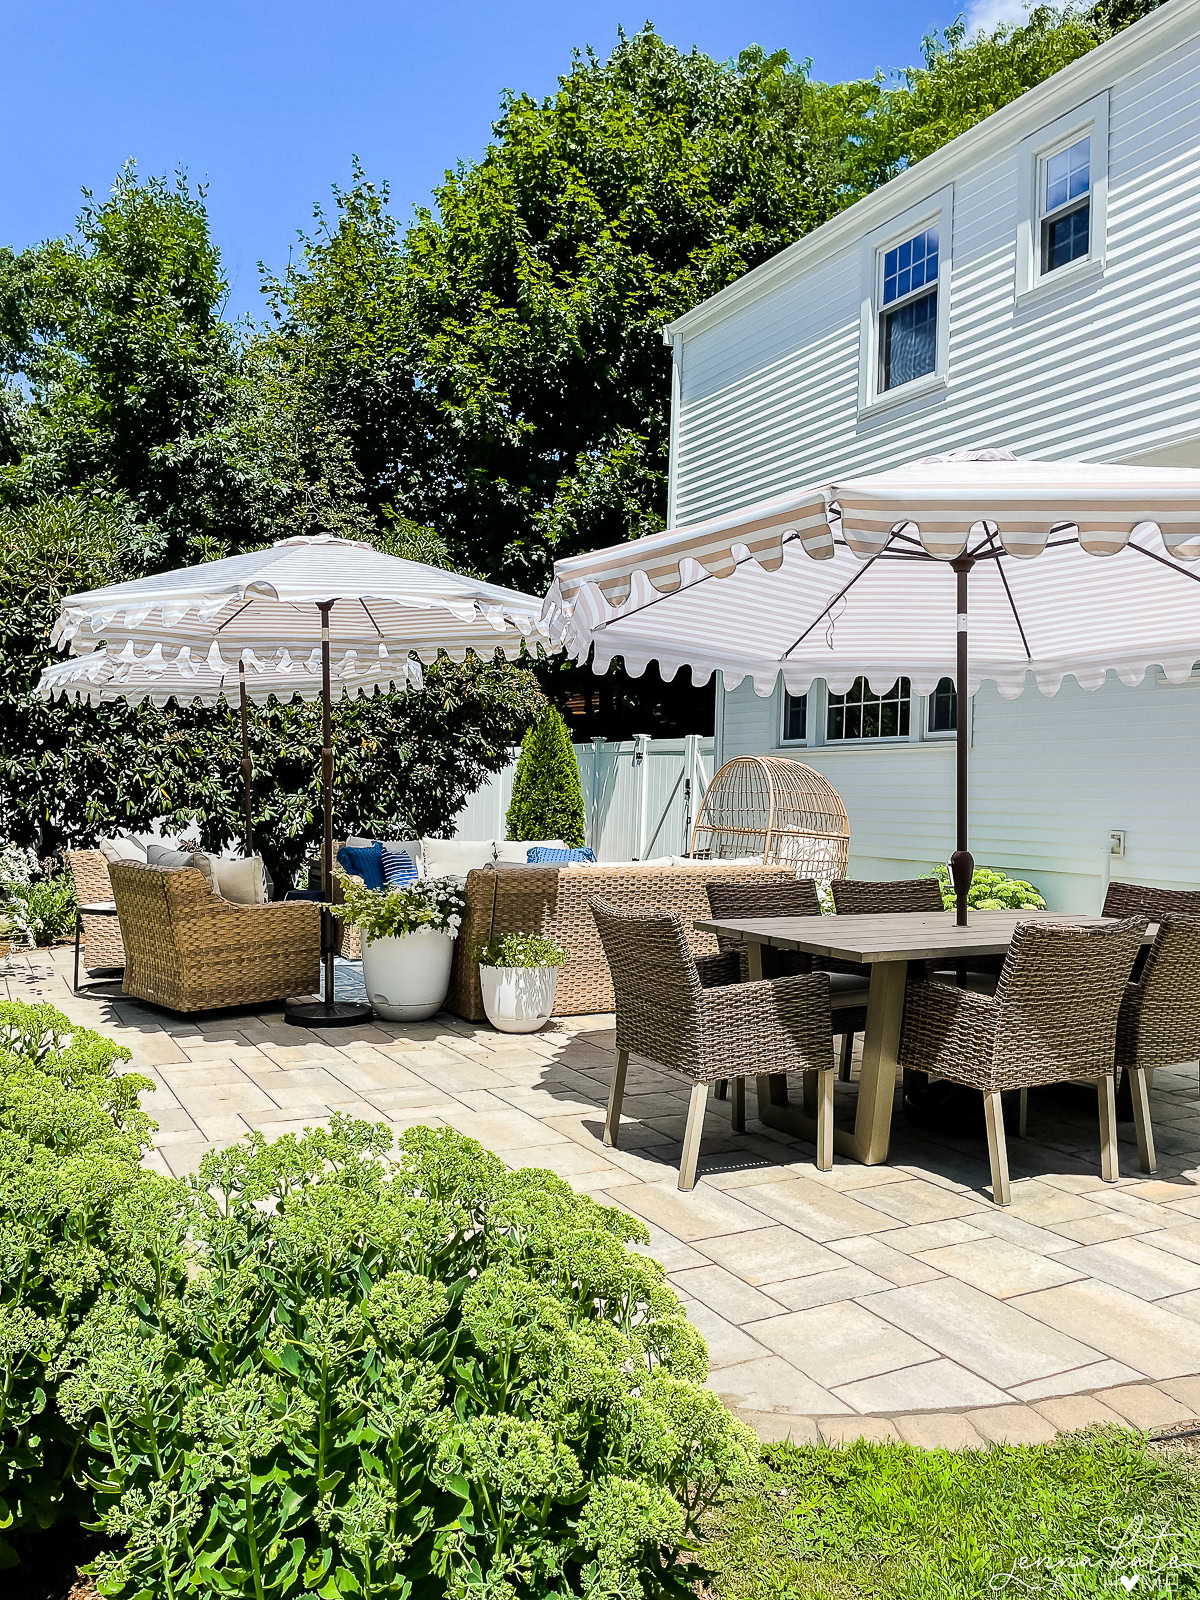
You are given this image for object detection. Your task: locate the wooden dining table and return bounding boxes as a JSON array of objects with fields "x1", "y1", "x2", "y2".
[{"x1": 694, "y1": 910, "x2": 1153, "y2": 1166}]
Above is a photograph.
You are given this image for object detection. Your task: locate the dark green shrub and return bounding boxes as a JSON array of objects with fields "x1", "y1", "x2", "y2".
[
  {"x1": 0, "y1": 999, "x2": 755, "y2": 1597},
  {"x1": 506, "y1": 706, "x2": 587, "y2": 849}
]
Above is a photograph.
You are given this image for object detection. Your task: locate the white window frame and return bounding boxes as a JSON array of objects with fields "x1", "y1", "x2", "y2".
[
  {"x1": 776, "y1": 679, "x2": 961, "y2": 749},
  {"x1": 1016, "y1": 91, "x2": 1109, "y2": 305},
  {"x1": 857, "y1": 185, "x2": 953, "y2": 418}
]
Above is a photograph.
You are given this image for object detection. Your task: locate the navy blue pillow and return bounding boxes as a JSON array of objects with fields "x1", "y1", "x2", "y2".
[
  {"x1": 337, "y1": 840, "x2": 385, "y2": 889},
  {"x1": 526, "y1": 846, "x2": 596, "y2": 864}
]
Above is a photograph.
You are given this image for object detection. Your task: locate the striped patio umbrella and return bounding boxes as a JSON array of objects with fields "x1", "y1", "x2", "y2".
[
  {"x1": 39, "y1": 534, "x2": 555, "y2": 1024},
  {"x1": 543, "y1": 449, "x2": 1200, "y2": 923}
]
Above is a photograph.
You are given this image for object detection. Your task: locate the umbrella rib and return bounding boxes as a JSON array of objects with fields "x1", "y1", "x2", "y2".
[
  {"x1": 782, "y1": 540, "x2": 890, "y2": 656},
  {"x1": 995, "y1": 554, "x2": 1033, "y2": 661},
  {"x1": 360, "y1": 599, "x2": 384, "y2": 638},
  {"x1": 1122, "y1": 539, "x2": 1200, "y2": 585},
  {"x1": 216, "y1": 598, "x2": 255, "y2": 633}
]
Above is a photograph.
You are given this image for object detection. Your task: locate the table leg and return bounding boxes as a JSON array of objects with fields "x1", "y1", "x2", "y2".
[
  {"x1": 756, "y1": 955, "x2": 906, "y2": 1166},
  {"x1": 848, "y1": 959, "x2": 907, "y2": 1165}
]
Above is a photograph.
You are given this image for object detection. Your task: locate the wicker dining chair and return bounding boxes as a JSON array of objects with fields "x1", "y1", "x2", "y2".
[
  {"x1": 899, "y1": 916, "x2": 1146, "y2": 1205},
  {"x1": 65, "y1": 850, "x2": 126, "y2": 973},
  {"x1": 590, "y1": 896, "x2": 836, "y2": 1190},
  {"x1": 831, "y1": 877, "x2": 944, "y2": 915},
  {"x1": 1114, "y1": 913, "x2": 1200, "y2": 1175},
  {"x1": 705, "y1": 877, "x2": 868, "y2": 1087},
  {"x1": 1103, "y1": 882, "x2": 1200, "y2": 918}
]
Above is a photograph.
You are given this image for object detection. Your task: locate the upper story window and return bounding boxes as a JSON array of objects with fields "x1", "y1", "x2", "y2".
[
  {"x1": 880, "y1": 228, "x2": 939, "y2": 392},
  {"x1": 1016, "y1": 92, "x2": 1108, "y2": 303},
  {"x1": 1040, "y1": 136, "x2": 1090, "y2": 274},
  {"x1": 858, "y1": 185, "x2": 953, "y2": 416}
]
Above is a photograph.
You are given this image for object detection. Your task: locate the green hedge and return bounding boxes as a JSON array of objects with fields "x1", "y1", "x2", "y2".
[{"x1": 0, "y1": 1000, "x2": 755, "y2": 1598}]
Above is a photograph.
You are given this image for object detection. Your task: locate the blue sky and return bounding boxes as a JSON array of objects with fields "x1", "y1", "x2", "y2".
[{"x1": 7, "y1": 0, "x2": 1007, "y2": 323}]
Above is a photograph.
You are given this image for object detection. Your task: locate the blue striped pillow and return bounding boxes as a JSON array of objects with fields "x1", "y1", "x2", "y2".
[
  {"x1": 526, "y1": 846, "x2": 596, "y2": 864},
  {"x1": 382, "y1": 846, "x2": 419, "y2": 886}
]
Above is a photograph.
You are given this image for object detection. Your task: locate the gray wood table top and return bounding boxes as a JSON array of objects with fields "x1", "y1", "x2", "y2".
[{"x1": 694, "y1": 910, "x2": 1156, "y2": 965}]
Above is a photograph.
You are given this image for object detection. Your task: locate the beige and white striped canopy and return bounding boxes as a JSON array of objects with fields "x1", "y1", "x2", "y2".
[
  {"x1": 40, "y1": 534, "x2": 554, "y2": 706},
  {"x1": 544, "y1": 451, "x2": 1200, "y2": 699}
]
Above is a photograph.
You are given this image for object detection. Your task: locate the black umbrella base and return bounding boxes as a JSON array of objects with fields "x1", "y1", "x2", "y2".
[{"x1": 284, "y1": 998, "x2": 373, "y2": 1027}]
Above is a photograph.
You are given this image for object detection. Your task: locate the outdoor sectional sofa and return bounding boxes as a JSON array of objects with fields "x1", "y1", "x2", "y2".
[{"x1": 444, "y1": 859, "x2": 794, "y2": 1021}]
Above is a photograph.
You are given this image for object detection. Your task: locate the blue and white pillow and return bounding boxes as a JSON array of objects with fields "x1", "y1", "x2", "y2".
[
  {"x1": 382, "y1": 846, "x2": 419, "y2": 886},
  {"x1": 526, "y1": 846, "x2": 596, "y2": 864}
]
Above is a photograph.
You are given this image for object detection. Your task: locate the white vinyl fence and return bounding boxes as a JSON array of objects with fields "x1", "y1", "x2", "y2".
[{"x1": 451, "y1": 735, "x2": 714, "y2": 861}]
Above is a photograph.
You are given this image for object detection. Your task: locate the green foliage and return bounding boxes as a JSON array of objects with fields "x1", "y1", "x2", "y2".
[
  {"x1": 926, "y1": 863, "x2": 1048, "y2": 912},
  {"x1": 703, "y1": 1433, "x2": 1200, "y2": 1599},
  {"x1": 2, "y1": 872, "x2": 76, "y2": 947},
  {"x1": 506, "y1": 706, "x2": 586, "y2": 849},
  {"x1": 328, "y1": 871, "x2": 465, "y2": 942},
  {"x1": 476, "y1": 933, "x2": 569, "y2": 969},
  {"x1": 0, "y1": 997, "x2": 753, "y2": 1596}
]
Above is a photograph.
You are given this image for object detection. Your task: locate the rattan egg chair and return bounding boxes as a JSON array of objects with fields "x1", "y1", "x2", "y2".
[{"x1": 690, "y1": 756, "x2": 850, "y2": 878}]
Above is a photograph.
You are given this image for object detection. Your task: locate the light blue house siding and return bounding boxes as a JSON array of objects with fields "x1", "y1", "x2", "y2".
[
  {"x1": 717, "y1": 672, "x2": 1200, "y2": 911},
  {"x1": 663, "y1": 3, "x2": 1200, "y2": 910}
]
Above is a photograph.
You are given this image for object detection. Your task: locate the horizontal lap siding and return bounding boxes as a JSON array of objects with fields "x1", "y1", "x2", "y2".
[
  {"x1": 719, "y1": 675, "x2": 1200, "y2": 909},
  {"x1": 673, "y1": 33, "x2": 1200, "y2": 528}
]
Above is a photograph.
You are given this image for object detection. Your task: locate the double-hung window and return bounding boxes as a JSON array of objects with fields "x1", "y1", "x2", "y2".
[
  {"x1": 879, "y1": 228, "x2": 939, "y2": 393},
  {"x1": 1040, "y1": 136, "x2": 1091, "y2": 274}
]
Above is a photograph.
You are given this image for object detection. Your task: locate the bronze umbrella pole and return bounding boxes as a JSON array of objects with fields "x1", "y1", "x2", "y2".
[
  {"x1": 284, "y1": 599, "x2": 372, "y2": 1027},
  {"x1": 238, "y1": 660, "x2": 254, "y2": 857},
  {"x1": 949, "y1": 555, "x2": 975, "y2": 927}
]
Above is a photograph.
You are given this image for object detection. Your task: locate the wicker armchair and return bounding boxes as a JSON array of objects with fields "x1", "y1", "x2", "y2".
[
  {"x1": 109, "y1": 861, "x2": 320, "y2": 1013},
  {"x1": 65, "y1": 850, "x2": 125, "y2": 973},
  {"x1": 899, "y1": 917, "x2": 1146, "y2": 1205},
  {"x1": 1115, "y1": 913, "x2": 1200, "y2": 1174},
  {"x1": 591, "y1": 896, "x2": 836, "y2": 1190}
]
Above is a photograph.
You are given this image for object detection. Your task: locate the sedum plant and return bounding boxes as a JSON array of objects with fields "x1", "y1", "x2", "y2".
[
  {"x1": 0, "y1": 996, "x2": 755, "y2": 1598},
  {"x1": 926, "y1": 862, "x2": 1047, "y2": 912},
  {"x1": 476, "y1": 933, "x2": 568, "y2": 968}
]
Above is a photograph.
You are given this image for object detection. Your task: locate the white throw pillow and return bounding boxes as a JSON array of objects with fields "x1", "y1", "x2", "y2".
[
  {"x1": 192, "y1": 852, "x2": 266, "y2": 905},
  {"x1": 98, "y1": 836, "x2": 147, "y2": 864},
  {"x1": 493, "y1": 838, "x2": 568, "y2": 864},
  {"x1": 421, "y1": 838, "x2": 496, "y2": 876}
]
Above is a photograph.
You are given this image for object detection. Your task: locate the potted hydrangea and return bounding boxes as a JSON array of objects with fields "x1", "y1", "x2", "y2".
[
  {"x1": 476, "y1": 932, "x2": 568, "y2": 1033},
  {"x1": 329, "y1": 871, "x2": 465, "y2": 1020}
]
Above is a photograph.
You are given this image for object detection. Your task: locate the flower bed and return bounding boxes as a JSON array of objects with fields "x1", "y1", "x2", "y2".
[{"x1": 0, "y1": 1000, "x2": 756, "y2": 1598}]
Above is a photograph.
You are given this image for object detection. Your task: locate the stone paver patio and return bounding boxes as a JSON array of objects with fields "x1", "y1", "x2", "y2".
[{"x1": 19, "y1": 944, "x2": 1200, "y2": 1447}]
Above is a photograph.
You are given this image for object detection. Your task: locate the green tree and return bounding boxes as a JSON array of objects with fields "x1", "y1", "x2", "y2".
[{"x1": 506, "y1": 705, "x2": 586, "y2": 847}]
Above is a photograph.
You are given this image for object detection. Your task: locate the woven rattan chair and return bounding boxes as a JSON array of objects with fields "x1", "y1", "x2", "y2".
[
  {"x1": 109, "y1": 861, "x2": 320, "y2": 1013},
  {"x1": 899, "y1": 917, "x2": 1146, "y2": 1205},
  {"x1": 1103, "y1": 882, "x2": 1200, "y2": 918},
  {"x1": 704, "y1": 877, "x2": 868, "y2": 1093},
  {"x1": 831, "y1": 877, "x2": 944, "y2": 915},
  {"x1": 65, "y1": 850, "x2": 126, "y2": 973},
  {"x1": 1115, "y1": 913, "x2": 1200, "y2": 1174},
  {"x1": 591, "y1": 896, "x2": 836, "y2": 1190}
]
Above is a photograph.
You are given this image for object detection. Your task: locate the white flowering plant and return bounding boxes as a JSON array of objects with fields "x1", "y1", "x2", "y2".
[
  {"x1": 327, "y1": 869, "x2": 465, "y2": 941},
  {"x1": 0, "y1": 844, "x2": 40, "y2": 891}
]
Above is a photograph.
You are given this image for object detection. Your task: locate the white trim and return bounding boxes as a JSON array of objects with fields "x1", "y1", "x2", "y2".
[
  {"x1": 665, "y1": 333, "x2": 683, "y2": 527},
  {"x1": 662, "y1": 0, "x2": 1193, "y2": 341},
  {"x1": 858, "y1": 187, "x2": 953, "y2": 417},
  {"x1": 1015, "y1": 90, "x2": 1109, "y2": 304}
]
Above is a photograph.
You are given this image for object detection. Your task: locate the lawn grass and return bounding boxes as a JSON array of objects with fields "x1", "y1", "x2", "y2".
[{"x1": 702, "y1": 1429, "x2": 1200, "y2": 1598}]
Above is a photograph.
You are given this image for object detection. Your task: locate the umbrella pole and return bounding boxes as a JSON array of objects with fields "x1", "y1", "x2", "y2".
[
  {"x1": 284, "y1": 600, "x2": 372, "y2": 1027},
  {"x1": 949, "y1": 557, "x2": 975, "y2": 926},
  {"x1": 238, "y1": 661, "x2": 254, "y2": 858}
]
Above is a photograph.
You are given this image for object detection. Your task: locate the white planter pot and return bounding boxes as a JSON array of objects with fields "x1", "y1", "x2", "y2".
[
  {"x1": 361, "y1": 930, "x2": 456, "y2": 1021},
  {"x1": 479, "y1": 965, "x2": 559, "y2": 1033}
]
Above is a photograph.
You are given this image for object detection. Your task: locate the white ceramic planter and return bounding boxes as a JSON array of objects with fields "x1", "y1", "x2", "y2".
[
  {"x1": 361, "y1": 930, "x2": 456, "y2": 1021},
  {"x1": 479, "y1": 965, "x2": 559, "y2": 1033}
]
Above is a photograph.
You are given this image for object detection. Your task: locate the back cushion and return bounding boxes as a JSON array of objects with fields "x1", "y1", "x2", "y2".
[
  {"x1": 336, "y1": 841, "x2": 386, "y2": 889},
  {"x1": 422, "y1": 838, "x2": 497, "y2": 877},
  {"x1": 194, "y1": 852, "x2": 267, "y2": 905},
  {"x1": 98, "y1": 836, "x2": 147, "y2": 864},
  {"x1": 146, "y1": 843, "x2": 193, "y2": 869}
]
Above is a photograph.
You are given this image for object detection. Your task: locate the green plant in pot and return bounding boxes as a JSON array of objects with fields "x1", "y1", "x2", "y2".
[
  {"x1": 476, "y1": 931, "x2": 568, "y2": 1033},
  {"x1": 328, "y1": 871, "x2": 465, "y2": 1020}
]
